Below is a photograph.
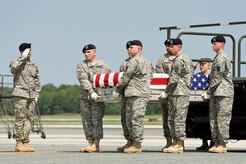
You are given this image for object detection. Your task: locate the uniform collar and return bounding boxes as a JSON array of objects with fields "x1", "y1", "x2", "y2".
[{"x1": 86, "y1": 60, "x2": 103, "y2": 67}]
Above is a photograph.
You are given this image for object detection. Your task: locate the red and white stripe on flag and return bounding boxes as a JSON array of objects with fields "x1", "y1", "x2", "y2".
[
  {"x1": 93, "y1": 72, "x2": 123, "y2": 88},
  {"x1": 150, "y1": 73, "x2": 169, "y2": 89},
  {"x1": 93, "y1": 72, "x2": 169, "y2": 89}
]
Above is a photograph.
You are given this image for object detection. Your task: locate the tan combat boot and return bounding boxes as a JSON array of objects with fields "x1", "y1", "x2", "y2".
[
  {"x1": 15, "y1": 141, "x2": 28, "y2": 152},
  {"x1": 80, "y1": 139, "x2": 93, "y2": 152},
  {"x1": 123, "y1": 140, "x2": 142, "y2": 154},
  {"x1": 208, "y1": 142, "x2": 218, "y2": 153},
  {"x1": 212, "y1": 144, "x2": 227, "y2": 153},
  {"x1": 23, "y1": 143, "x2": 35, "y2": 152},
  {"x1": 117, "y1": 139, "x2": 133, "y2": 152},
  {"x1": 84, "y1": 139, "x2": 100, "y2": 153},
  {"x1": 167, "y1": 138, "x2": 184, "y2": 153},
  {"x1": 164, "y1": 138, "x2": 176, "y2": 152},
  {"x1": 162, "y1": 137, "x2": 172, "y2": 152}
]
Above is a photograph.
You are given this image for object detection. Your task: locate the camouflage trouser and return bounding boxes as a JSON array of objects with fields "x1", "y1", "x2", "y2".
[
  {"x1": 168, "y1": 95, "x2": 190, "y2": 140},
  {"x1": 80, "y1": 99, "x2": 104, "y2": 140},
  {"x1": 161, "y1": 99, "x2": 171, "y2": 138},
  {"x1": 209, "y1": 96, "x2": 233, "y2": 145},
  {"x1": 120, "y1": 96, "x2": 130, "y2": 140},
  {"x1": 13, "y1": 97, "x2": 35, "y2": 143},
  {"x1": 126, "y1": 96, "x2": 147, "y2": 142}
]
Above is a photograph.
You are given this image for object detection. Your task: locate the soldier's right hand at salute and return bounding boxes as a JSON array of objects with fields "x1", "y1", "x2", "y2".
[{"x1": 20, "y1": 48, "x2": 30, "y2": 60}]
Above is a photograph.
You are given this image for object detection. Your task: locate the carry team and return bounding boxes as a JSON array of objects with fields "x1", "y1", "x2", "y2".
[{"x1": 10, "y1": 35, "x2": 233, "y2": 153}]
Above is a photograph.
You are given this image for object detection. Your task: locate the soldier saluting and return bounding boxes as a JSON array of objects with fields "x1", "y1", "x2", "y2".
[{"x1": 10, "y1": 43, "x2": 41, "y2": 152}]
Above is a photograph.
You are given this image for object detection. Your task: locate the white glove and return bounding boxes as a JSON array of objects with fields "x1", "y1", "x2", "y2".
[
  {"x1": 20, "y1": 48, "x2": 30, "y2": 60},
  {"x1": 34, "y1": 97, "x2": 38, "y2": 103},
  {"x1": 91, "y1": 92, "x2": 99, "y2": 100},
  {"x1": 159, "y1": 92, "x2": 168, "y2": 99},
  {"x1": 112, "y1": 91, "x2": 119, "y2": 98},
  {"x1": 201, "y1": 92, "x2": 211, "y2": 99}
]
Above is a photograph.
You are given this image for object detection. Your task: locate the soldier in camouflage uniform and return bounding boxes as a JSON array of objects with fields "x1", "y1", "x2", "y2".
[
  {"x1": 165, "y1": 38, "x2": 193, "y2": 153},
  {"x1": 76, "y1": 44, "x2": 111, "y2": 153},
  {"x1": 116, "y1": 57, "x2": 131, "y2": 152},
  {"x1": 9, "y1": 43, "x2": 41, "y2": 152},
  {"x1": 155, "y1": 39, "x2": 176, "y2": 152},
  {"x1": 195, "y1": 58, "x2": 214, "y2": 151},
  {"x1": 113, "y1": 40, "x2": 153, "y2": 153},
  {"x1": 204, "y1": 35, "x2": 234, "y2": 153}
]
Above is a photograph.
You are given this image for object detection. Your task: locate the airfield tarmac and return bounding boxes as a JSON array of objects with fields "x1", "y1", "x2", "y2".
[{"x1": 0, "y1": 125, "x2": 246, "y2": 164}]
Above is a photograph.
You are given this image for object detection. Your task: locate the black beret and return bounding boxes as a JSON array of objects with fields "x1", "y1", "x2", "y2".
[
  {"x1": 19, "y1": 43, "x2": 31, "y2": 52},
  {"x1": 164, "y1": 39, "x2": 171, "y2": 46},
  {"x1": 82, "y1": 44, "x2": 96, "y2": 53},
  {"x1": 126, "y1": 40, "x2": 143, "y2": 49},
  {"x1": 199, "y1": 58, "x2": 212, "y2": 63},
  {"x1": 211, "y1": 35, "x2": 226, "y2": 43},
  {"x1": 169, "y1": 38, "x2": 182, "y2": 45}
]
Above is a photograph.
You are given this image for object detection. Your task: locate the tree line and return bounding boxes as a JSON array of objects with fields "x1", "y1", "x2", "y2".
[{"x1": 1, "y1": 84, "x2": 162, "y2": 115}]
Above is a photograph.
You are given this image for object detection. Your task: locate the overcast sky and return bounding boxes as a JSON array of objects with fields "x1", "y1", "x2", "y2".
[{"x1": 1, "y1": 0, "x2": 246, "y2": 86}]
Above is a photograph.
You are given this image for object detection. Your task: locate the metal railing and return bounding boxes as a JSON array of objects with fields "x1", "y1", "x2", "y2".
[
  {"x1": 159, "y1": 21, "x2": 246, "y2": 77},
  {"x1": 238, "y1": 35, "x2": 246, "y2": 77},
  {"x1": 159, "y1": 21, "x2": 246, "y2": 40},
  {"x1": 0, "y1": 74, "x2": 13, "y2": 99}
]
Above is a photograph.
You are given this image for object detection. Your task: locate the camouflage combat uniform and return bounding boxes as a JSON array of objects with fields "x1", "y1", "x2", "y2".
[
  {"x1": 166, "y1": 53, "x2": 192, "y2": 141},
  {"x1": 76, "y1": 59, "x2": 110, "y2": 140},
  {"x1": 155, "y1": 53, "x2": 174, "y2": 138},
  {"x1": 9, "y1": 57, "x2": 41, "y2": 143},
  {"x1": 116, "y1": 55, "x2": 153, "y2": 142},
  {"x1": 207, "y1": 52, "x2": 234, "y2": 145},
  {"x1": 119, "y1": 58, "x2": 131, "y2": 140}
]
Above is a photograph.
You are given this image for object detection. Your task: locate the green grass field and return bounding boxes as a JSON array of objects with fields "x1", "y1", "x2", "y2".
[
  {"x1": 0, "y1": 114, "x2": 162, "y2": 126},
  {"x1": 41, "y1": 114, "x2": 162, "y2": 125}
]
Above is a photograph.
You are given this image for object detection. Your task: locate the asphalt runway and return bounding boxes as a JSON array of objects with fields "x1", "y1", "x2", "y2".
[{"x1": 0, "y1": 125, "x2": 246, "y2": 164}]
